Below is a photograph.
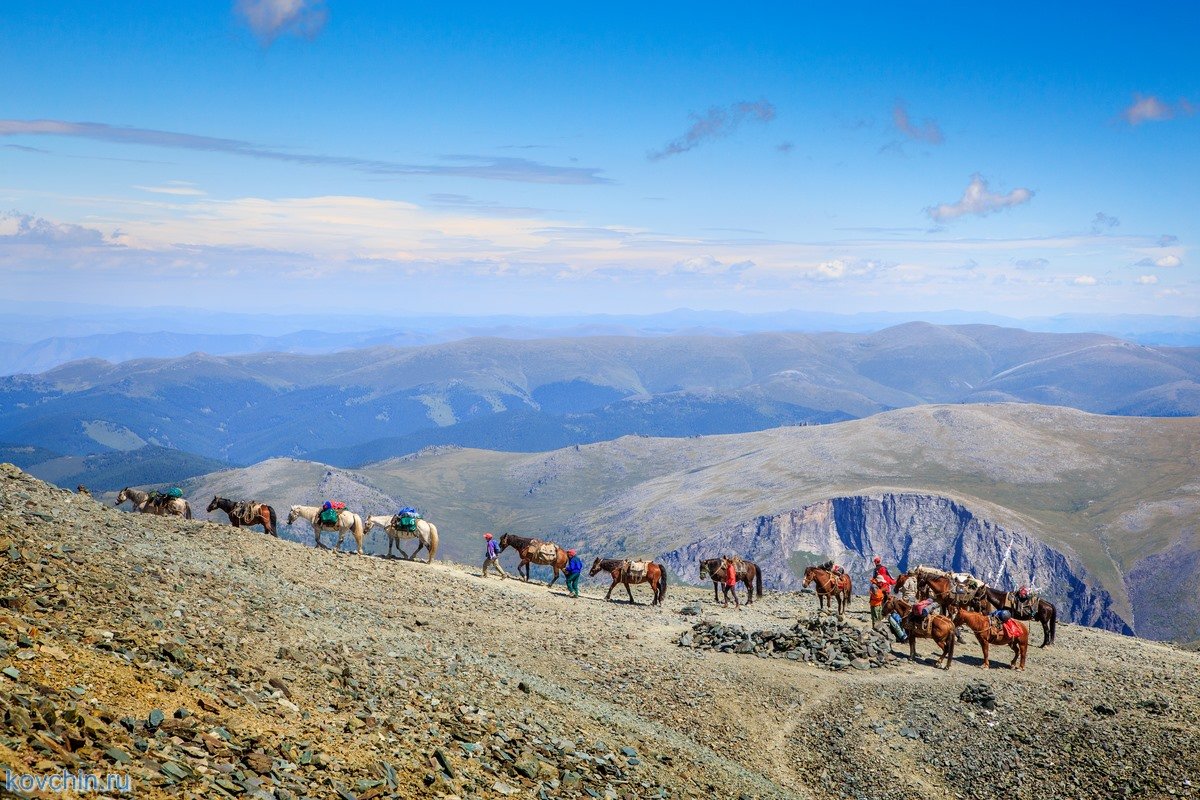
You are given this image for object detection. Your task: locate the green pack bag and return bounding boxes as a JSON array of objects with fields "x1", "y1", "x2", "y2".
[{"x1": 166, "y1": 487, "x2": 183, "y2": 499}]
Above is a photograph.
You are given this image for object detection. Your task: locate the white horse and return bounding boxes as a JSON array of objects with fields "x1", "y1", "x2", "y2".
[
  {"x1": 287, "y1": 505, "x2": 366, "y2": 554},
  {"x1": 364, "y1": 515, "x2": 440, "y2": 563}
]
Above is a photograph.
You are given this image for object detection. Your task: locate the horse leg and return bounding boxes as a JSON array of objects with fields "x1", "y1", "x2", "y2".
[
  {"x1": 409, "y1": 541, "x2": 424, "y2": 561},
  {"x1": 743, "y1": 580, "x2": 753, "y2": 606},
  {"x1": 712, "y1": 580, "x2": 719, "y2": 603},
  {"x1": 314, "y1": 526, "x2": 326, "y2": 550},
  {"x1": 547, "y1": 566, "x2": 560, "y2": 588},
  {"x1": 980, "y1": 638, "x2": 990, "y2": 669},
  {"x1": 605, "y1": 580, "x2": 616, "y2": 601},
  {"x1": 625, "y1": 580, "x2": 636, "y2": 605}
]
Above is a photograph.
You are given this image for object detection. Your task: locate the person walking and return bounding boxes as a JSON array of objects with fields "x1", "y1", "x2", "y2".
[
  {"x1": 722, "y1": 556, "x2": 741, "y2": 609},
  {"x1": 481, "y1": 532, "x2": 507, "y2": 579},
  {"x1": 563, "y1": 549, "x2": 583, "y2": 598}
]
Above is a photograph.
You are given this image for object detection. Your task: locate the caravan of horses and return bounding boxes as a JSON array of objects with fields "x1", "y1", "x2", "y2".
[{"x1": 113, "y1": 483, "x2": 1057, "y2": 672}]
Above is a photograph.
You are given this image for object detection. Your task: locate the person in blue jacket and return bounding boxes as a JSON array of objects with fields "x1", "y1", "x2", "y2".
[
  {"x1": 564, "y1": 549, "x2": 584, "y2": 598},
  {"x1": 482, "y1": 532, "x2": 508, "y2": 579}
]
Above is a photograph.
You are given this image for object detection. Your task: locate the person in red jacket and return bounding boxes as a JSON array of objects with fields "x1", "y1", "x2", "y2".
[
  {"x1": 872, "y1": 556, "x2": 896, "y2": 593},
  {"x1": 869, "y1": 577, "x2": 886, "y2": 625},
  {"x1": 722, "y1": 556, "x2": 741, "y2": 610}
]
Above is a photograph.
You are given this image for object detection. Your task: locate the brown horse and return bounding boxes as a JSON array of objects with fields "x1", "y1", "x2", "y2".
[
  {"x1": 884, "y1": 594, "x2": 956, "y2": 670},
  {"x1": 589, "y1": 558, "x2": 668, "y2": 605},
  {"x1": 698, "y1": 558, "x2": 763, "y2": 605},
  {"x1": 803, "y1": 565, "x2": 852, "y2": 615},
  {"x1": 207, "y1": 496, "x2": 278, "y2": 537},
  {"x1": 982, "y1": 586, "x2": 1057, "y2": 647},
  {"x1": 953, "y1": 608, "x2": 1029, "y2": 670},
  {"x1": 498, "y1": 533, "x2": 569, "y2": 586}
]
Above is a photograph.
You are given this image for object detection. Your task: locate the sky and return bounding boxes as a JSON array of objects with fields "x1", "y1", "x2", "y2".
[{"x1": 1, "y1": 1, "x2": 1197, "y2": 319}]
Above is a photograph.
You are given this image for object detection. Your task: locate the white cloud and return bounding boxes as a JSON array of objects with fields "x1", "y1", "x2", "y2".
[
  {"x1": 1136, "y1": 275, "x2": 1158, "y2": 284},
  {"x1": 926, "y1": 174, "x2": 1034, "y2": 222},
  {"x1": 1121, "y1": 93, "x2": 1195, "y2": 125},
  {"x1": 1156, "y1": 288, "x2": 1183, "y2": 298},
  {"x1": 1072, "y1": 275, "x2": 1098, "y2": 286},
  {"x1": 235, "y1": 0, "x2": 327, "y2": 43},
  {"x1": 803, "y1": 259, "x2": 890, "y2": 282},
  {"x1": 670, "y1": 255, "x2": 753, "y2": 276}
]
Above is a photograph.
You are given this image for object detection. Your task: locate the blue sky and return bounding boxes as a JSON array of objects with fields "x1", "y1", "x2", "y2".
[{"x1": 1, "y1": 2, "x2": 1196, "y2": 317}]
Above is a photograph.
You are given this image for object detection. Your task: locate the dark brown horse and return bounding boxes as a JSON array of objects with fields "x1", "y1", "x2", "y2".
[
  {"x1": 884, "y1": 594, "x2": 956, "y2": 670},
  {"x1": 903, "y1": 565, "x2": 987, "y2": 614},
  {"x1": 698, "y1": 558, "x2": 763, "y2": 605},
  {"x1": 982, "y1": 586, "x2": 1057, "y2": 647},
  {"x1": 207, "y1": 496, "x2": 278, "y2": 537},
  {"x1": 803, "y1": 565, "x2": 852, "y2": 615},
  {"x1": 589, "y1": 558, "x2": 668, "y2": 605},
  {"x1": 498, "y1": 533, "x2": 569, "y2": 586},
  {"x1": 953, "y1": 608, "x2": 1029, "y2": 670}
]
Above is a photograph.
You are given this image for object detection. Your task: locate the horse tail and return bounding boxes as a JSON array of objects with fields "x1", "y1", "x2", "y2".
[
  {"x1": 185, "y1": 501, "x2": 193, "y2": 520},
  {"x1": 658, "y1": 566, "x2": 668, "y2": 602},
  {"x1": 354, "y1": 513, "x2": 364, "y2": 541},
  {"x1": 267, "y1": 505, "x2": 278, "y2": 536},
  {"x1": 755, "y1": 564, "x2": 763, "y2": 598},
  {"x1": 426, "y1": 523, "x2": 439, "y2": 563},
  {"x1": 1048, "y1": 603, "x2": 1057, "y2": 645}
]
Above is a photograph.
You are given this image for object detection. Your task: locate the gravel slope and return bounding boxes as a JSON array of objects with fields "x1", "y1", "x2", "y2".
[{"x1": 1, "y1": 463, "x2": 1197, "y2": 799}]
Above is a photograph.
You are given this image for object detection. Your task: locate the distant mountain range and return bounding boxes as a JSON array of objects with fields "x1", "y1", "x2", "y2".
[
  {"x1": 4, "y1": 307, "x2": 1200, "y2": 375},
  {"x1": 1, "y1": 324, "x2": 1197, "y2": 478},
  {"x1": 166, "y1": 404, "x2": 1200, "y2": 644}
]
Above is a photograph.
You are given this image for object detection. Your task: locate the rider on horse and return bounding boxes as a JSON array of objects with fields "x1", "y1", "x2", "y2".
[{"x1": 872, "y1": 556, "x2": 896, "y2": 593}]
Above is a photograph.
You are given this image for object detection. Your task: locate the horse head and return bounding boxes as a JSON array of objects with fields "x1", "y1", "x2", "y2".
[
  {"x1": 286, "y1": 506, "x2": 300, "y2": 525},
  {"x1": 115, "y1": 488, "x2": 129, "y2": 506},
  {"x1": 206, "y1": 496, "x2": 220, "y2": 513},
  {"x1": 802, "y1": 565, "x2": 816, "y2": 587},
  {"x1": 498, "y1": 533, "x2": 512, "y2": 552},
  {"x1": 589, "y1": 557, "x2": 605, "y2": 577}
]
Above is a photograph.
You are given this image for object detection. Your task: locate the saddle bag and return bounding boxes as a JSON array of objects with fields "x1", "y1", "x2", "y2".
[
  {"x1": 319, "y1": 508, "x2": 340, "y2": 525},
  {"x1": 627, "y1": 560, "x2": 648, "y2": 580},
  {"x1": 166, "y1": 487, "x2": 183, "y2": 499},
  {"x1": 396, "y1": 514, "x2": 419, "y2": 532},
  {"x1": 537, "y1": 543, "x2": 558, "y2": 561}
]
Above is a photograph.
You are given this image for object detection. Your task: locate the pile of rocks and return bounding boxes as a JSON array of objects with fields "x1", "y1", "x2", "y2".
[
  {"x1": 677, "y1": 614, "x2": 897, "y2": 670},
  {"x1": 959, "y1": 681, "x2": 998, "y2": 709}
]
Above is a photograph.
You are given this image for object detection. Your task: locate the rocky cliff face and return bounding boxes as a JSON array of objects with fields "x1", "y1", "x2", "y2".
[{"x1": 660, "y1": 493, "x2": 1133, "y2": 635}]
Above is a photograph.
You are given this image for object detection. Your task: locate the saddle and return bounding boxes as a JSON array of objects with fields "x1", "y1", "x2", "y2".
[
  {"x1": 536, "y1": 543, "x2": 558, "y2": 561},
  {"x1": 626, "y1": 560, "x2": 648, "y2": 580},
  {"x1": 234, "y1": 501, "x2": 260, "y2": 526},
  {"x1": 949, "y1": 573, "x2": 985, "y2": 604},
  {"x1": 1005, "y1": 591, "x2": 1038, "y2": 616}
]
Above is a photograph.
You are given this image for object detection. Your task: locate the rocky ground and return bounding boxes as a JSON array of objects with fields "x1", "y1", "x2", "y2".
[{"x1": 1, "y1": 463, "x2": 1197, "y2": 799}]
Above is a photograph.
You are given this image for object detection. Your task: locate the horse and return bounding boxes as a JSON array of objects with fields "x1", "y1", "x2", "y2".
[
  {"x1": 589, "y1": 558, "x2": 667, "y2": 605},
  {"x1": 904, "y1": 565, "x2": 988, "y2": 615},
  {"x1": 364, "y1": 515, "x2": 440, "y2": 563},
  {"x1": 981, "y1": 586, "x2": 1057, "y2": 647},
  {"x1": 698, "y1": 558, "x2": 763, "y2": 605},
  {"x1": 884, "y1": 594, "x2": 956, "y2": 670},
  {"x1": 286, "y1": 505, "x2": 366, "y2": 554},
  {"x1": 803, "y1": 565, "x2": 852, "y2": 616},
  {"x1": 115, "y1": 487, "x2": 193, "y2": 519},
  {"x1": 953, "y1": 608, "x2": 1029, "y2": 670},
  {"x1": 498, "y1": 533, "x2": 569, "y2": 586},
  {"x1": 207, "y1": 496, "x2": 278, "y2": 537}
]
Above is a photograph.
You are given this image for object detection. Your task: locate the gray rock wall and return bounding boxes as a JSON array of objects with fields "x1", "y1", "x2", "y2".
[{"x1": 660, "y1": 493, "x2": 1132, "y2": 635}]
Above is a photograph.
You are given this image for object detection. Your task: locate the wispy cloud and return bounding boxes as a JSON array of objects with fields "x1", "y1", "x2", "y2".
[
  {"x1": 801, "y1": 258, "x2": 892, "y2": 282},
  {"x1": 648, "y1": 100, "x2": 776, "y2": 160},
  {"x1": 1090, "y1": 212, "x2": 1120, "y2": 233},
  {"x1": 0, "y1": 119, "x2": 609, "y2": 185},
  {"x1": 1136, "y1": 275, "x2": 1158, "y2": 285},
  {"x1": 1135, "y1": 254, "x2": 1183, "y2": 268},
  {"x1": 235, "y1": 0, "x2": 328, "y2": 44},
  {"x1": 1121, "y1": 93, "x2": 1196, "y2": 125},
  {"x1": 892, "y1": 102, "x2": 943, "y2": 144},
  {"x1": 926, "y1": 174, "x2": 1034, "y2": 222},
  {"x1": 1157, "y1": 234, "x2": 1179, "y2": 247},
  {"x1": 1072, "y1": 275, "x2": 1098, "y2": 286},
  {"x1": 1013, "y1": 257, "x2": 1049, "y2": 270},
  {"x1": 134, "y1": 181, "x2": 206, "y2": 196}
]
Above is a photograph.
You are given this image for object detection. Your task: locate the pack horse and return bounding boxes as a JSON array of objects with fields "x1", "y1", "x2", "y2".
[
  {"x1": 364, "y1": 512, "x2": 440, "y2": 563},
  {"x1": 287, "y1": 505, "x2": 366, "y2": 554},
  {"x1": 207, "y1": 496, "x2": 278, "y2": 536}
]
